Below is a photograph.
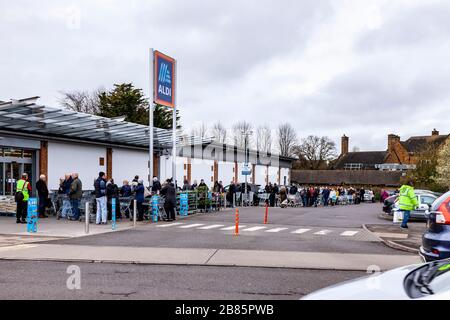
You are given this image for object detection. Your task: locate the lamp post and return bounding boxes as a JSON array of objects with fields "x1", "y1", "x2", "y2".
[{"x1": 243, "y1": 130, "x2": 253, "y2": 206}]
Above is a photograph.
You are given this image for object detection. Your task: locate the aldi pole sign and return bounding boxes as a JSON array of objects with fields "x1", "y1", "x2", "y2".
[{"x1": 154, "y1": 50, "x2": 176, "y2": 108}]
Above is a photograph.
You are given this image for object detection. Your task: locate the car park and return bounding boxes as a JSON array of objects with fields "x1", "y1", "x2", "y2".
[
  {"x1": 420, "y1": 191, "x2": 450, "y2": 262},
  {"x1": 303, "y1": 258, "x2": 450, "y2": 300}
]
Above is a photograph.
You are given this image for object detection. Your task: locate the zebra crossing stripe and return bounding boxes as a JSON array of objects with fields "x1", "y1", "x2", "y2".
[
  {"x1": 292, "y1": 228, "x2": 311, "y2": 234},
  {"x1": 340, "y1": 231, "x2": 359, "y2": 237},
  {"x1": 179, "y1": 224, "x2": 205, "y2": 229},
  {"x1": 242, "y1": 226, "x2": 267, "y2": 232},
  {"x1": 314, "y1": 230, "x2": 332, "y2": 235},
  {"x1": 156, "y1": 223, "x2": 184, "y2": 228},
  {"x1": 266, "y1": 228, "x2": 289, "y2": 233},
  {"x1": 198, "y1": 224, "x2": 225, "y2": 230},
  {"x1": 220, "y1": 225, "x2": 246, "y2": 230}
]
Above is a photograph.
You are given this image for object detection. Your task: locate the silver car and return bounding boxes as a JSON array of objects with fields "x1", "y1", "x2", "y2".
[
  {"x1": 303, "y1": 259, "x2": 450, "y2": 300},
  {"x1": 391, "y1": 193, "x2": 438, "y2": 221}
]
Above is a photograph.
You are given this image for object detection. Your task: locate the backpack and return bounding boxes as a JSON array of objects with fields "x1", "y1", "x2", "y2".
[{"x1": 14, "y1": 181, "x2": 27, "y2": 203}]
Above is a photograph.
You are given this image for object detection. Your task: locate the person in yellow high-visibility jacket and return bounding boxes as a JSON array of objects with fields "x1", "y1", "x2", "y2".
[
  {"x1": 16, "y1": 173, "x2": 32, "y2": 224},
  {"x1": 398, "y1": 180, "x2": 418, "y2": 229}
]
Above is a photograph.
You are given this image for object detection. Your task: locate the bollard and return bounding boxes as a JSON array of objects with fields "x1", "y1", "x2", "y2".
[
  {"x1": 133, "y1": 199, "x2": 137, "y2": 228},
  {"x1": 112, "y1": 198, "x2": 116, "y2": 231},
  {"x1": 264, "y1": 203, "x2": 269, "y2": 224},
  {"x1": 234, "y1": 208, "x2": 239, "y2": 236},
  {"x1": 85, "y1": 201, "x2": 89, "y2": 234},
  {"x1": 233, "y1": 193, "x2": 236, "y2": 208}
]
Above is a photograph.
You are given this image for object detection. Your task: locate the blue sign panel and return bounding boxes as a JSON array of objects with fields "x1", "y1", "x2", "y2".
[
  {"x1": 27, "y1": 198, "x2": 38, "y2": 233},
  {"x1": 111, "y1": 198, "x2": 116, "y2": 231},
  {"x1": 154, "y1": 51, "x2": 176, "y2": 108},
  {"x1": 152, "y1": 195, "x2": 159, "y2": 222},
  {"x1": 180, "y1": 193, "x2": 189, "y2": 216}
]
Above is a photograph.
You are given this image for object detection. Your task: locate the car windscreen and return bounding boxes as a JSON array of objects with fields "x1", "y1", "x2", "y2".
[{"x1": 404, "y1": 260, "x2": 450, "y2": 298}]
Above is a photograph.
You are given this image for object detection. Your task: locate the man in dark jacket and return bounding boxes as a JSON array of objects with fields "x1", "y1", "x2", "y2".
[
  {"x1": 63, "y1": 174, "x2": 73, "y2": 195},
  {"x1": 151, "y1": 177, "x2": 162, "y2": 194},
  {"x1": 227, "y1": 181, "x2": 236, "y2": 207},
  {"x1": 199, "y1": 179, "x2": 207, "y2": 188},
  {"x1": 36, "y1": 174, "x2": 49, "y2": 218},
  {"x1": 69, "y1": 173, "x2": 83, "y2": 221},
  {"x1": 160, "y1": 179, "x2": 176, "y2": 221},
  {"x1": 94, "y1": 172, "x2": 107, "y2": 224},
  {"x1": 106, "y1": 179, "x2": 120, "y2": 220}
]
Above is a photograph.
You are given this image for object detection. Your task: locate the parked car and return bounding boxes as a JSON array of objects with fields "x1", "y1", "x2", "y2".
[
  {"x1": 383, "y1": 195, "x2": 398, "y2": 214},
  {"x1": 364, "y1": 190, "x2": 375, "y2": 203},
  {"x1": 303, "y1": 258, "x2": 450, "y2": 300},
  {"x1": 420, "y1": 191, "x2": 450, "y2": 262},
  {"x1": 391, "y1": 193, "x2": 438, "y2": 221}
]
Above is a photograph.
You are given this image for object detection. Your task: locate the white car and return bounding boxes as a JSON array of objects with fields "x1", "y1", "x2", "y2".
[
  {"x1": 363, "y1": 190, "x2": 375, "y2": 203},
  {"x1": 303, "y1": 259, "x2": 450, "y2": 300}
]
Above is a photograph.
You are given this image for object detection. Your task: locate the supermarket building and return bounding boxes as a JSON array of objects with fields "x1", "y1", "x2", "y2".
[{"x1": 0, "y1": 97, "x2": 293, "y2": 195}]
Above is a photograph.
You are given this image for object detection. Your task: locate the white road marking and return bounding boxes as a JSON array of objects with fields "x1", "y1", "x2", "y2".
[
  {"x1": 179, "y1": 224, "x2": 206, "y2": 229},
  {"x1": 242, "y1": 226, "x2": 268, "y2": 232},
  {"x1": 266, "y1": 228, "x2": 289, "y2": 233},
  {"x1": 314, "y1": 230, "x2": 332, "y2": 235},
  {"x1": 220, "y1": 225, "x2": 246, "y2": 230},
  {"x1": 292, "y1": 228, "x2": 311, "y2": 234},
  {"x1": 156, "y1": 223, "x2": 184, "y2": 228},
  {"x1": 340, "y1": 231, "x2": 359, "y2": 237},
  {"x1": 198, "y1": 224, "x2": 225, "y2": 230}
]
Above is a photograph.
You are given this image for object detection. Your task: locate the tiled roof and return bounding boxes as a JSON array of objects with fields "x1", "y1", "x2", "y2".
[
  {"x1": 333, "y1": 151, "x2": 388, "y2": 169},
  {"x1": 400, "y1": 135, "x2": 449, "y2": 153},
  {"x1": 291, "y1": 170, "x2": 403, "y2": 186}
]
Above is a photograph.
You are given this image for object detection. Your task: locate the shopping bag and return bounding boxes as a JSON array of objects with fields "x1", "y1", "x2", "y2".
[{"x1": 393, "y1": 210, "x2": 403, "y2": 224}]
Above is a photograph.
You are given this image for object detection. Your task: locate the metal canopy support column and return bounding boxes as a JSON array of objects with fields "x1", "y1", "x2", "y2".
[
  {"x1": 172, "y1": 58, "x2": 178, "y2": 187},
  {"x1": 149, "y1": 48, "x2": 154, "y2": 188}
]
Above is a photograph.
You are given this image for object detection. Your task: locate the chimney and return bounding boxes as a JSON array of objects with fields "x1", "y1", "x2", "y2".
[
  {"x1": 388, "y1": 134, "x2": 400, "y2": 152},
  {"x1": 341, "y1": 135, "x2": 349, "y2": 155},
  {"x1": 432, "y1": 129, "x2": 439, "y2": 136}
]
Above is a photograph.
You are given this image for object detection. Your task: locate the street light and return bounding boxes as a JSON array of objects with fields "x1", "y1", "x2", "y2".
[{"x1": 242, "y1": 130, "x2": 253, "y2": 206}]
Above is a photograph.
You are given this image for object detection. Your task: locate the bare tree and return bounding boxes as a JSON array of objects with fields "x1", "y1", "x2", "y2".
[
  {"x1": 232, "y1": 121, "x2": 253, "y2": 148},
  {"x1": 293, "y1": 135, "x2": 337, "y2": 169},
  {"x1": 277, "y1": 123, "x2": 298, "y2": 157},
  {"x1": 59, "y1": 89, "x2": 103, "y2": 114},
  {"x1": 256, "y1": 125, "x2": 272, "y2": 153},
  {"x1": 191, "y1": 122, "x2": 209, "y2": 139},
  {"x1": 211, "y1": 122, "x2": 227, "y2": 143}
]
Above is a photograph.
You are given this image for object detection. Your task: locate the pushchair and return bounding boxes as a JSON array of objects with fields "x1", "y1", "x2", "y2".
[{"x1": 287, "y1": 193, "x2": 300, "y2": 207}]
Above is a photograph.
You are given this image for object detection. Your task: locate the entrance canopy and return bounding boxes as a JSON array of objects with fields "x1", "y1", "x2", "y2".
[{"x1": 0, "y1": 98, "x2": 210, "y2": 149}]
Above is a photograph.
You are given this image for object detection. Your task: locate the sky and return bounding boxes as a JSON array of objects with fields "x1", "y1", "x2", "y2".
[{"x1": 1, "y1": 0, "x2": 450, "y2": 152}]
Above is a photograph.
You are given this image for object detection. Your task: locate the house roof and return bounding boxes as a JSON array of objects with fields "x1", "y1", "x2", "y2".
[
  {"x1": 400, "y1": 135, "x2": 449, "y2": 153},
  {"x1": 291, "y1": 170, "x2": 403, "y2": 186},
  {"x1": 333, "y1": 151, "x2": 388, "y2": 169}
]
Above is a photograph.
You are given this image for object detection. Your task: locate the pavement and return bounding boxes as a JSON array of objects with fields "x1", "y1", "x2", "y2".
[
  {"x1": 365, "y1": 223, "x2": 426, "y2": 253},
  {"x1": 0, "y1": 243, "x2": 420, "y2": 271},
  {"x1": 0, "y1": 215, "x2": 135, "y2": 246}
]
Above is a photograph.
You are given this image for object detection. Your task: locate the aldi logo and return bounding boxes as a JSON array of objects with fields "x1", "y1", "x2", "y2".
[
  {"x1": 154, "y1": 51, "x2": 176, "y2": 108},
  {"x1": 159, "y1": 63, "x2": 172, "y2": 85}
]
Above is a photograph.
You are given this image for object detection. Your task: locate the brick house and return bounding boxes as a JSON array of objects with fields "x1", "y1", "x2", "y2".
[
  {"x1": 292, "y1": 129, "x2": 449, "y2": 187},
  {"x1": 334, "y1": 129, "x2": 449, "y2": 171}
]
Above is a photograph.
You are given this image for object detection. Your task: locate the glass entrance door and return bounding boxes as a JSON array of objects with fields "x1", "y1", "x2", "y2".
[{"x1": 5, "y1": 162, "x2": 21, "y2": 196}]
